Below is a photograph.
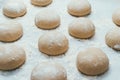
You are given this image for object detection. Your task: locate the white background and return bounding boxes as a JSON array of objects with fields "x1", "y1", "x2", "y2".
[{"x1": 0, "y1": 0, "x2": 120, "y2": 80}]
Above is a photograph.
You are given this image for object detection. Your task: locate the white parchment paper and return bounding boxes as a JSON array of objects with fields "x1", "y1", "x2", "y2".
[{"x1": 0, "y1": 0, "x2": 120, "y2": 80}]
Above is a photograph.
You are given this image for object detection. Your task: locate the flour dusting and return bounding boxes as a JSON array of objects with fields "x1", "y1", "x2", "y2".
[{"x1": 0, "y1": 0, "x2": 120, "y2": 80}]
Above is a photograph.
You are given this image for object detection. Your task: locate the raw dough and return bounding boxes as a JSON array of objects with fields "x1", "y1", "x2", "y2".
[
  {"x1": 0, "y1": 44, "x2": 26, "y2": 70},
  {"x1": 38, "y1": 31, "x2": 68, "y2": 56},
  {"x1": 68, "y1": 17, "x2": 95, "y2": 39},
  {"x1": 31, "y1": 0, "x2": 52, "y2": 6},
  {"x1": 0, "y1": 21, "x2": 23, "y2": 42},
  {"x1": 31, "y1": 62, "x2": 67, "y2": 80},
  {"x1": 112, "y1": 9, "x2": 120, "y2": 26},
  {"x1": 77, "y1": 47, "x2": 109, "y2": 76},
  {"x1": 67, "y1": 0, "x2": 91, "y2": 17},
  {"x1": 3, "y1": 0, "x2": 27, "y2": 18},
  {"x1": 105, "y1": 27, "x2": 120, "y2": 50},
  {"x1": 35, "y1": 9, "x2": 60, "y2": 30}
]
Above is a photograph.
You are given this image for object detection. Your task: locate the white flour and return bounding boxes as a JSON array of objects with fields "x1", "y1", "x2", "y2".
[
  {"x1": 114, "y1": 44, "x2": 120, "y2": 50},
  {"x1": 3, "y1": 1, "x2": 26, "y2": 13}
]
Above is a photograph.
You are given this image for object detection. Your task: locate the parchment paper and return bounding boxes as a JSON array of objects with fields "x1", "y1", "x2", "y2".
[{"x1": 0, "y1": 0, "x2": 120, "y2": 80}]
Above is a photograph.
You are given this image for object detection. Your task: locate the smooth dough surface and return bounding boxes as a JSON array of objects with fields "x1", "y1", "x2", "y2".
[
  {"x1": 105, "y1": 27, "x2": 120, "y2": 50},
  {"x1": 0, "y1": 44, "x2": 26, "y2": 70},
  {"x1": 69, "y1": 17, "x2": 95, "y2": 39},
  {"x1": 77, "y1": 47, "x2": 109, "y2": 76},
  {"x1": 35, "y1": 9, "x2": 60, "y2": 30},
  {"x1": 3, "y1": 1, "x2": 27, "y2": 18},
  {"x1": 112, "y1": 9, "x2": 120, "y2": 26},
  {"x1": 31, "y1": 62, "x2": 67, "y2": 80},
  {"x1": 31, "y1": 0, "x2": 52, "y2": 6},
  {"x1": 67, "y1": 0, "x2": 91, "y2": 17},
  {"x1": 38, "y1": 31, "x2": 68, "y2": 56},
  {"x1": 0, "y1": 21, "x2": 23, "y2": 42}
]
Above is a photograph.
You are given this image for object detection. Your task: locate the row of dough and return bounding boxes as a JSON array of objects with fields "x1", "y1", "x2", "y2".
[
  {"x1": 32, "y1": 0, "x2": 92, "y2": 17},
  {"x1": 0, "y1": 44, "x2": 109, "y2": 80},
  {"x1": 2, "y1": 0, "x2": 120, "y2": 27},
  {"x1": 0, "y1": 18, "x2": 120, "y2": 51},
  {"x1": 31, "y1": 46, "x2": 110, "y2": 80},
  {"x1": 2, "y1": 0, "x2": 91, "y2": 18}
]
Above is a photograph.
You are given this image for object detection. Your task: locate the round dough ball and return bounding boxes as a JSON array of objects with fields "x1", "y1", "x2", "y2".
[
  {"x1": 35, "y1": 9, "x2": 60, "y2": 30},
  {"x1": 38, "y1": 31, "x2": 68, "y2": 56},
  {"x1": 68, "y1": 17, "x2": 95, "y2": 39},
  {"x1": 77, "y1": 47, "x2": 109, "y2": 76},
  {"x1": 0, "y1": 21, "x2": 23, "y2": 42},
  {"x1": 31, "y1": 62, "x2": 67, "y2": 80},
  {"x1": 31, "y1": 0, "x2": 52, "y2": 6},
  {"x1": 3, "y1": 1, "x2": 27, "y2": 18},
  {"x1": 105, "y1": 27, "x2": 120, "y2": 50},
  {"x1": 112, "y1": 9, "x2": 120, "y2": 26},
  {"x1": 0, "y1": 44, "x2": 26, "y2": 70},
  {"x1": 67, "y1": 0, "x2": 91, "y2": 17}
]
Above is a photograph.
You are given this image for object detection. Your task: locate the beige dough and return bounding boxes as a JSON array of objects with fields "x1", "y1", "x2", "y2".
[
  {"x1": 0, "y1": 21, "x2": 23, "y2": 42},
  {"x1": 105, "y1": 27, "x2": 120, "y2": 50},
  {"x1": 77, "y1": 47, "x2": 109, "y2": 76},
  {"x1": 0, "y1": 44, "x2": 26, "y2": 70},
  {"x1": 31, "y1": 62, "x2": 67, "y2": 80},
  {"x1": 31, "y1": 0, "x2": 52, "y2": 6},
  {"x1": 3, "y1": 1, "x2": 27, "y2": 18},
  {"x1": 38, "y1": 31, "x2": 69, "y2": 56},
  {"x1": 112, "y1": 9, "x2": 120, "y2": 26},
  {"x1": 67, "y1": 0, "x2": 91, "y2": 17},
  {"x1": 68, "y1": 17, "x2": 95, "y2": 39},
  {"x1": 35, "y1": 9, "x2": 60, "y2": 30}
]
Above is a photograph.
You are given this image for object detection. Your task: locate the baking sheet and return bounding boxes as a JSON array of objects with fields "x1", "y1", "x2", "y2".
[{"x1": 0, "y1": 0, "x2": 120, "y2": 80}]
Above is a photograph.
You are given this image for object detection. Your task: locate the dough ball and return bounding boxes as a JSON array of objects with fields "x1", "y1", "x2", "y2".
[
  {"x1": 0, "y1": 44, "x2": 26, "y2": 70},
  {"x1": 38, "y1": 31, "x2": 69, "y2": 56},
  {"x1": 0, "y1": 21, "x2": 23, "y2": 42},
  {"x1": 35, "y1": 9, "x2": 60, "y2": 30},
  {"x1": 68, "y1": 17, "x2": 95, "y2": 39},
  {"x1": 112, "y1": 9, "x2": 120, "y2": 26},
  {"x1": 67, "y1": 0, "x2": 91, "y2": 17},
  {"x1": 77, "y1": 47, "x2": 109, "y2": 76},
  {"x1": 3, "y1": 1, "x2": 27, "y2": 18},
  {"x1": 105, "y1": 27, "x2": 120, "y2": 50},
  {"x1": 31, "y1": 62, "x2": 67, "y2": 80},
  {"x1": 31, "y1": 0, "x2": 52, "y2": 6}
]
